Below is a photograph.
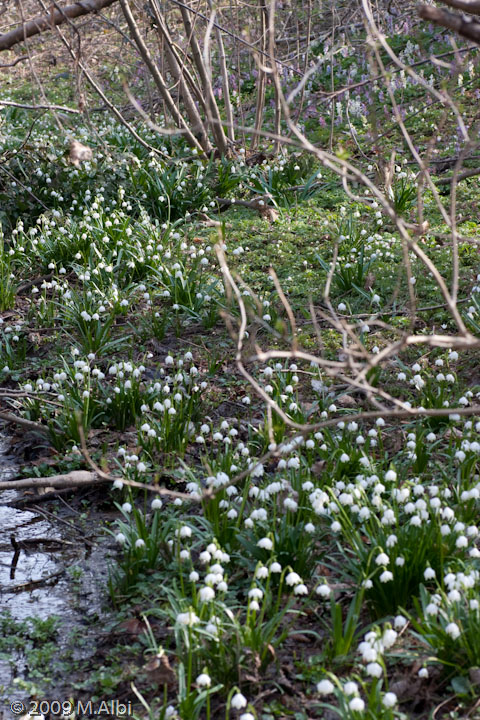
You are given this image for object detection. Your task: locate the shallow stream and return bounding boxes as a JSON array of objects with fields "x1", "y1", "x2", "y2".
[{"x1": 0, "y1": 432, "x2": 110, "y2": 706}]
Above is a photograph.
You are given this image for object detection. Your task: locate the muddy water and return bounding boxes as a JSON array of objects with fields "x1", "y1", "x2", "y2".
[{"x1": 0, "y1": 433, "x2": 111, "y2": 702}]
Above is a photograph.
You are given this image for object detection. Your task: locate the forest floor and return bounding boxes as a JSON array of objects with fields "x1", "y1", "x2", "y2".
[{"x1": 1, "y1": 8, "x2": 480, "y2": 720}]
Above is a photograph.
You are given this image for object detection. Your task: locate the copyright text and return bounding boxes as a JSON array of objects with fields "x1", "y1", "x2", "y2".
[{"x1": 8, "y1": 700, "x2": 132, "y2": 717}]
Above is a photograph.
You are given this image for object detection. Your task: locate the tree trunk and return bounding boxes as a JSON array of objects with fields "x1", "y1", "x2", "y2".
[{"x1": 119, "y1": 0, "x2": 206, "y2": 152}]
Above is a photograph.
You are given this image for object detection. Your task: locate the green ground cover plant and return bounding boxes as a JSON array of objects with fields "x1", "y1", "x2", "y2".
[{"x1": 1, "y1": 2, "x2": 480, "y2": 718}]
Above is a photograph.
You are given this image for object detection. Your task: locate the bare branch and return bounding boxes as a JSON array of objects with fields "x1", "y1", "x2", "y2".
[
  {"x1": 0, "y1": 410, "x2": 48, "y2": 433},
  {"x1": 119, "y1": 0, "x2": 207, "y2": 152},
  {"x1": 418, "y1": 4, "x2": 480, "y2": 43},
  {"x1": 0, "y1": 0, "x2": 118, "y2": 51},
  {"x1": 431, "y1": 0, "x2": 480, "y2": 15},
  {"x1": 0, "y1": 99, "x2": 80, "y2": 113},
  {"x1": 437, "y1": 166, "x2": 480, "y2": 184},
  {"x1": 0, "y1": 55, "x2": 31, "y2": 67}
]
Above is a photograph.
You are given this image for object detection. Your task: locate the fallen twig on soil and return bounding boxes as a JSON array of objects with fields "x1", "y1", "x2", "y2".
[
  {"x1": 17, "y1": 272, "x2": 54, "y2": 293},
  {"x1": 5, "y1": 487, "x2": 90, "y2": 508},
  {"x1": 0, "y1": 410, "x2": 48, "y2": 433},
  {"x1": 436, "y1": 167, "x2": 480, "y2": 184},
  {"x1": 4, "y1": 569, "x2": 65, "y2": 593}
]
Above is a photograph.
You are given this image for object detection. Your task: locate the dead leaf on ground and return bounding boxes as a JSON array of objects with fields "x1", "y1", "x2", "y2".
[
  {"x1": 144, "y1": 653, "x2": 176, "y2": 687},
  {"x1": 29, "y1": 454, "x2": 59, "y2": 466},
  {"x1": 290, "y1": 634, "x2": 311, "y2": 643},
  {"x1": 311, "y1": 460, "x2": 326, "y2": 477},
  {"x1": 246, "y1": 151, "x2": 272, "y2": 166},
  {"x1": 389, "y1": 678, "x2": 421, "y2": 700},
  {"x1": 445, "y1": 426, "x2": 463, "y2": 439},
  {"x1": 69, "y1": 140, "x2": 93, "y2": 167},
  {"x1": 260, "y1": 206, "x2": 280, "y2": 223},
  {"x1": 198, "y1": 212, "x2": 222, "y2": 227},
  {"x1": 469, "y1": 667, "x2": 480, "y2": 686},
  {"x1": 117, "y1": 617, "x2": 148, "y2": 636},
  {"x1": 336, "y1": 394, "x2": 357, "y2": 408},
  {"x1": 364, "y1": 272, "x2": 376, "y2": 290}
]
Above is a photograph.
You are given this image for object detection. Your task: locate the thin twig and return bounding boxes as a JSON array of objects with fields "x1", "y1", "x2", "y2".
[{"x1": 0, "y1": 100, "x2": 80, "y2": 113}]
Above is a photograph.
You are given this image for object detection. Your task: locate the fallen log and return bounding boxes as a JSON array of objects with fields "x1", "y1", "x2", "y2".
[
  {"x1": 0, "y1": 410, "x2": 48, "y2": 433},
  {"x1": 0, "y1": 469, "x2": 194, "y2": 500},
  {"x1": 0, "y1": 470, "x2": 102, "y2": 491}
]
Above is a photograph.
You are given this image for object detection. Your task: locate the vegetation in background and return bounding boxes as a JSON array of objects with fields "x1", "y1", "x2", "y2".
[{"x1": 1, "y1": 2, "x2": 480, "y2": 718}]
